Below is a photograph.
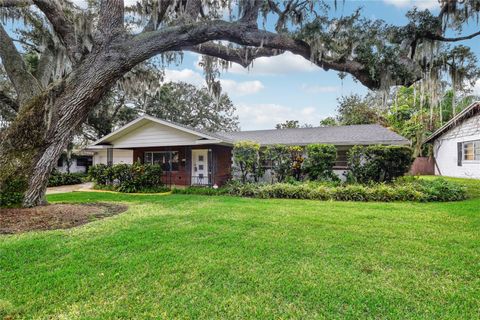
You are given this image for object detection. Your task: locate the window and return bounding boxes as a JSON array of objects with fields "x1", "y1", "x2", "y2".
[
  {"x1": 198, "y1": 155, "x2": 204, "y2": 162},
  {"x1": 334, "y1": 150, "x2": 349, "y2": 168},
  {"x1": 76, "y1": 156, "x2": 89, "y2": 167},
  {"x1": 57, "y1": 157, "x2": 63, "y2": 167},
  {"x1": 144, "y1": 151, "x2": 179, "y2": 171},
  {"x1": 463, "y1": 140, "x2": 480, "y2": 161}
]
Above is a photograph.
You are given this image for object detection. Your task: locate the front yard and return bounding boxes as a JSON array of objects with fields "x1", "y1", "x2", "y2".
[{"x1": 1, "y1": 178, "x2": 479, "y2": 319}]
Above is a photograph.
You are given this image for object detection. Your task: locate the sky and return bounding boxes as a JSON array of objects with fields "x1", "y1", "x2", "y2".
[
  {"x1": 158, "y1": 0, "x2": 480, "y2": 130},
  {"x1": 6, "y1": 0, "x2": 480, "y2": 130}
]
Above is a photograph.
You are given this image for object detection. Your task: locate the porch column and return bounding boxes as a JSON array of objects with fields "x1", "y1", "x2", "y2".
[{"x1": 107, "y1": 148, "x2": 113, "y2": 166}]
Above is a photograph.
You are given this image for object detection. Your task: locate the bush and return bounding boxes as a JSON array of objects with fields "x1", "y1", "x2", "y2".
[
  {"x1": 263, "y1": 144, "x2": 292, "y2": 182},
  {"x1": 303, "y1": 144, "x2": 339, "y2": 181},
  {"x1": 89, "y1": 163, "x2": 163, "y2": 193},
  {"x1": 347, "y1": 145, "x2": 413, "y2": 184},
  {"x1": 233, "y1": 141, "x2": 262, "y2": 183},
  {"x1": 174, "y1": 178, "x2": 467, "y2": 202},
  {"x1": 47, "y1": 170, "x2": 85, "y2": 187},
  {"x1": 0, "y1": 178, "x2": 27, "y2": 207}
]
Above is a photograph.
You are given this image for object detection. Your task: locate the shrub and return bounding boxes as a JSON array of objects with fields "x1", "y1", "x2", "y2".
[
  {"x1": 263, "y1": 144, "x2": 292, "y2": 182},
  {"x1": 47, "y1": 170, "x2": 85, "y2": 187},
  {"x1": 233, "y1": 141, "x2": 262, "y2": 183},
  {"x1": 303, "y1": 144, "x2": 339, "y2": 181},
  {"x1": 178, "y1": 178, "x2": 466, "y2": 202},
  {"x1": 89, "y1": 163, "x2": 163, "y2": 193},
  {"x1": 0, "y1": 178, "x2": 27, "y2": 207},
  {"x1": 347, "y1": 145, "x2": 413, "y2": 184}
]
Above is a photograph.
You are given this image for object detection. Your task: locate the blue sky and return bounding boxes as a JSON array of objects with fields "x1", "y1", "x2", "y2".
[{"x1": 161, "y1": 0, "x2": 480, "y2": 130}]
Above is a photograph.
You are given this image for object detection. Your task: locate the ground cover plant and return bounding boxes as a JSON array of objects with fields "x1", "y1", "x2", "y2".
[
  {"x1": 0, "y1": 177, "x2": 479, "y2": 319},
  {"x1": 174, "y1": 177, "x2": 467, "y2": 202}
]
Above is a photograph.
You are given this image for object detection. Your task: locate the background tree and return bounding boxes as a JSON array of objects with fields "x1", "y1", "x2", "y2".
[
  {"x1": 275, "y1": 120, "x2": 312, "y2": 129},
  {"x1": 336, "y1": 94, "x2": 383, "y2": 126},
  {"x1": 1, "y1": 0, "x2": 480, "y2": 206},
  {"x1": 139, "y1": 82, "x2": 239, "y2": 132},
  {"x1": 319, "y1": 117, "x2": 338, "y2": 127}
]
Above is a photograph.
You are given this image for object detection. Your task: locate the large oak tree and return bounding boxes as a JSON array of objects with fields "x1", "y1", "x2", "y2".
[{"x1": 0, "y1": 0, "x2": 479, "y2": 207}]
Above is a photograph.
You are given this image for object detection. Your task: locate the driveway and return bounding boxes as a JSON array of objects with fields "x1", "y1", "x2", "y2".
[{"x1": 46, "y1": 182, "x2": 93, "y2": 194}]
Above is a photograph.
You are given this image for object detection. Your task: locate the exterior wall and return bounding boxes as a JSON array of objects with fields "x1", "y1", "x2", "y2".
[
  {"x1": 109, "y1": 121, "x2": 208, "y2": 148},
  {"x1": 433, "y1": 114, "x2": 480, "y2": 179},
  {"x1": 56, "y1": 159, "x2": 88, "y2": 173},
  {"x1": 93, "y1": 149, "x2": 134, "y2": 165},
  {"x1": 132, "y1": 144, "x2": 232, "y2": 186}
]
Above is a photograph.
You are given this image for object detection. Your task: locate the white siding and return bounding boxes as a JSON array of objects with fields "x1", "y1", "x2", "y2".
[
  {"x1": 434, "y1": 114, "x2": 480, "y2": 179},
  {"x1": 110, "y1": 121, "x2": 204, "y2": 148},
  {"x1": 57, "y1": 159, "x2": 88, "y2": 173},
  {"x1": 93, "y1": 149, "x2": 133, "y2": 165}
]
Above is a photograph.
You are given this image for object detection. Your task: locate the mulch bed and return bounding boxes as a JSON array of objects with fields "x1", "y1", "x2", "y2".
[{"x1": 0, "y1": 203, "x2": 128, "y2": 234}]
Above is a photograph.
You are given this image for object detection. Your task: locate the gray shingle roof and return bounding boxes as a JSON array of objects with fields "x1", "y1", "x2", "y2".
[{"x1": 215, "y1": 124, "x2": 409, "y2": 146}]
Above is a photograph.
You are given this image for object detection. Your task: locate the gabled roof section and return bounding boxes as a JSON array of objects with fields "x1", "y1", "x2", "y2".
[
  {"x1": 215, "y1": 124, "x2": 410, "y2": 146},
  {"x1": 90, "y1": 115, "x2": 231, "y2": 146},
  {"x1": 424, "y1": 101, "x2": 480, "y2": 144}
]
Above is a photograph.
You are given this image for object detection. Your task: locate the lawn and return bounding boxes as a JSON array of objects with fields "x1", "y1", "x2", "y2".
[{"x1": 1, "y1": 178, "x2": 480, "y2": 319}]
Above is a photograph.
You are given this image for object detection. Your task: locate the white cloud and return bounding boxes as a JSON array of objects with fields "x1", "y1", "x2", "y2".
[
  {"x1": 383, "y1": 0, "x2": 440, "y2": 10},
  {"x1": 236, "y1": 103, "x2": 323, "y2": 130},
  {"x1": 163, "y1": 69, "x2": 205, "y2": 86},
  {"x1": 220, "y1": 79, "x2": 264, "y2": 96},
  {"x1": 474, "y1": 79, "x2": 480, "y2": 95},
  {"x1": 229, "y1": 52, "x2": 318, "y2": 75},
  {"x1": 163, "y1": 68, "x2": 264, "y2": 96},
  {"x1": 195, "y1": 52, "x2": 317, "y2": 76},
  {"x1": 301, "y1": 84, "x2": 340, "y2": 94}
]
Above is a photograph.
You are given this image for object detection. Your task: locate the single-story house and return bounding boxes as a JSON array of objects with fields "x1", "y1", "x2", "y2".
[
  {"x1": 56, "y1": 151, "x2": 93, "y2": 173},
  {"x1": 424, "y1": 101, "x2": 480, "y2": 179},
  {"x1": 86, "y1": 115, "x2": 410, "y2": 186}
]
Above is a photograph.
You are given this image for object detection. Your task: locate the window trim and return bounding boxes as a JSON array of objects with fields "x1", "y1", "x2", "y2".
[
  {"x1": 144, "y1": 151, "x2": 180, "y2": 172},
  {"x1": 462, "y1": 139, "x2": 480, "y2": 163}
]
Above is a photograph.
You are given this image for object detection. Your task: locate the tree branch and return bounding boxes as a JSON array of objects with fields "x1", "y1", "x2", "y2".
[
  {"x1": 97, "y1": 0, "x2": 125, "y2": 40},
  {"x1": 0, "y1": 0, "x2": 32, "y2": 7},
  {"x1": 128, "y1": 20, "x2": 416, "y2": 89},
  {"x1": 32, "y1": 0, "x2": 80, "y2": 61},
  {"x1": 0, "y1": 91, "x2": 19, "y2": 112},
  {"x1": 0, "y1": 23, "x2": 42, "y2": 106},
  {"x1": 426, "y1": 30, "x2": 480, "y2": 42},
  {"x1": 185, "y1": 43, "x2": 284, "y2": 67}
]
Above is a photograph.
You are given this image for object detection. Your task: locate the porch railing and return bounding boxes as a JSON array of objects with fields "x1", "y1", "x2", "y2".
[{"x1": 191, "y1": 175, "x2": 211, "y2": 186}]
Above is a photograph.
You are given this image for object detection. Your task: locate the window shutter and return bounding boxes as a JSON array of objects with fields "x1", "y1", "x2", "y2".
[{"x1": 457, "y1": 142, "x2": 462, "y2": 166}]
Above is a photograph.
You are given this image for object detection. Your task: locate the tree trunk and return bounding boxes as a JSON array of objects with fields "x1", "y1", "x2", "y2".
[{"x1": 0, "y1": 50, "x2": 131, "y2": 207}]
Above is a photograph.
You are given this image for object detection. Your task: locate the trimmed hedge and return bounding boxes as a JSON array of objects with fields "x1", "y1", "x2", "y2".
[
  {"x1": 47, "y1": 171, "x2": 85, "y2": 187},
  {"x1": 347, "y1": 145, "x2": 413, "y2": 183},
  {"x1": 172, "y1": 178, "x2": 467, "y2": 202},
  {"x1": 89, "y1": 163, "x2": 163, "y2": 193}
]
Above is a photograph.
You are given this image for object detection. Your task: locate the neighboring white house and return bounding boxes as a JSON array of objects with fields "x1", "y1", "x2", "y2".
[
  {"x1": 425, "y1": 102, "x2": 480, "y2": 179},
  {"x1": 56, "y1": 152, "x2": 93, "y2": 173}
]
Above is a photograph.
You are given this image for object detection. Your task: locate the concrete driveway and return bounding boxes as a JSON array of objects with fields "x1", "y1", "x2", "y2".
[{"x1": 46, "y1": 182, "x2": 93, "y2": 194}]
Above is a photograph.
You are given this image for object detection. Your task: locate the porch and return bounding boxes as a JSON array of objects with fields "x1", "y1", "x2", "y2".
[{"x1": 94, "y1": 144, "x2": 232, "y2": 187}]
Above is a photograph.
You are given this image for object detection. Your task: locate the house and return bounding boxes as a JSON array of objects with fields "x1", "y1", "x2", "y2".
[
  {"x1": 424, "y1": 101, "x2": 480, "y2": 179},
  {"x1": 86, "y1": 115, "x2": 410, "y2": 186},
  {"x1": 56, "y1": 150, "x2": 93, "y2": 174}
]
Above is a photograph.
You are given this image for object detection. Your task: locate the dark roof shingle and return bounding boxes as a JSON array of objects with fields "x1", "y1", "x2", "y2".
[{"x1": 215, "y1": 124, "x2": 409, "y2": 146}]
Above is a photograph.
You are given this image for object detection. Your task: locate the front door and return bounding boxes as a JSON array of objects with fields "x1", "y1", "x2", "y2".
[{"x1": 191, "y1": 149, "x2": 209, "y2": 185}]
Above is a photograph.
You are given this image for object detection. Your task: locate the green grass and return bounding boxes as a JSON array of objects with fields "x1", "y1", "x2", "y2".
[{"x1": 1, "y1": 178, "x2": 480, "y2": 319}]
